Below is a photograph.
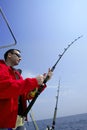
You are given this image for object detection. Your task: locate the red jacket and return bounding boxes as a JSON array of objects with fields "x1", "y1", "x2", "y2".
[{"x1": 0, "y1": 60, "x2": 46, "y2": 128}]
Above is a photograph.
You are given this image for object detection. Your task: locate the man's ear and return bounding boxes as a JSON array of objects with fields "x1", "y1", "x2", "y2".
[{"x1": 8, "y1": 53, "x2": 12, "y2": 58}]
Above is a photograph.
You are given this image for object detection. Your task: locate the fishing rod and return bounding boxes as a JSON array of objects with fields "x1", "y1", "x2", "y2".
[
  {"x1": 46, "y1": 80, "x2": 60, "y2": 130},
  {"x1": 0, "y1": 8, "x2": 17, "y2": 49},
  {"x1": 22, "y1": 35, "x2": 83, "y2": 117},
  {"x1": 30, "y1": 110, "x2": 39, "y2": 130},
  {"x1": 51, "y1": 80, "x2": 60, "y2": 130},
  {"x1": 28, "y1": 100, "x2": 39, "y2": 130}
]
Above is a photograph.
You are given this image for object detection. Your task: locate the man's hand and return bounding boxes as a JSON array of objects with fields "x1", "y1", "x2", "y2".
[
  {"x1": 36, "y1": 75, "x2": 44, "y2": 85},
  {"x1": 47, "y1": 68, "x2": 53, "y2": 80},
  {"x1": 36, "y1": 68, "x2": 53, "y2": 85},
  {"x1": 43, "y1": 68, "x2": 53, "y2": 81}
]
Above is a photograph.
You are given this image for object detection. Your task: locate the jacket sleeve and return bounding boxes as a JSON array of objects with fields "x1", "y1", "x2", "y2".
[
  {"x1": 0, "y1": 66, "x2": 39, "y2": 99},
  {"x1": 0, "y1": 78, "x2": 40, "y2": 99}
]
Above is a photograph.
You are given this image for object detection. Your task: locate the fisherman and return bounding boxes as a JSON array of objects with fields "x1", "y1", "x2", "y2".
[{"x1": 0, "y1": 49, "x2": 53, "y2": 130}]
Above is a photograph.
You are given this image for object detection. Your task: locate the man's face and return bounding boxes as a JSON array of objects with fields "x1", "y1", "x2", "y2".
[{"x1": 9, "y1": 50, "x2": 21, "y2": 66}]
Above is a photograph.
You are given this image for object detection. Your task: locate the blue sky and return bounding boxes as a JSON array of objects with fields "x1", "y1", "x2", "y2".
[{"x1": 0, "y1": 0, "x2": 87, "y2": 121}]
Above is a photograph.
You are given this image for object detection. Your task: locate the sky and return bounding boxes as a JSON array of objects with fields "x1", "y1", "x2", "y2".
[{"x1": 0, "y1": 0, "x2": 87, "y2": 122}]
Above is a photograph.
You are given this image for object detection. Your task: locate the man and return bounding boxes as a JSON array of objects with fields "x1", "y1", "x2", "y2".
[{"x1": 0, "y1": 49, "x2": 52, "y2": 129}]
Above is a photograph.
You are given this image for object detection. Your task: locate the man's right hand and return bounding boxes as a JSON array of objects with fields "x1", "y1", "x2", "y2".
[{"x1": 36, "y1": 75, "x2": 44, "y2": 85}]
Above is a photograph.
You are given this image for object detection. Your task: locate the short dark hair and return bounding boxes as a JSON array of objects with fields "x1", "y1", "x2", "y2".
[{"x1": 4, "y1": 49, "x2": 21, "y2": 61}]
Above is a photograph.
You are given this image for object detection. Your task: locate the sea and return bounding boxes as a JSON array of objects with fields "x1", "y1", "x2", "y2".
[{"x1": 24, "y1": 113, "x2": 87, "y2": 130}]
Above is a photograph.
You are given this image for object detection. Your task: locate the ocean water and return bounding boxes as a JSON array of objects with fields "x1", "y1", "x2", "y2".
[{"x1": 24, "y1": 113, "x2": 87, "y2": 130}]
